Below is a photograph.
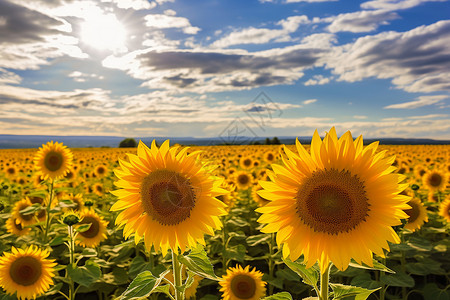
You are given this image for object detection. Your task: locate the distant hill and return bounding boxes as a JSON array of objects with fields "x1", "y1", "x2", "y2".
[{"x1": 0, "y1": 134, "x2": 448, "y2": 149}]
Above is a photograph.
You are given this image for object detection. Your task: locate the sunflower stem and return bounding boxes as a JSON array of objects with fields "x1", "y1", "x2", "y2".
[
  {"x1": 43, "y1": 179, "x2": 54, "y2": 244},
  {"x1": 268, "y1": 232, "x2": 275, "y2": 295},
  {"x1": 67, "y1": 225, "x2": 76, "y2": 300},
  {"x1": 172, "y1": 248, "x2": 184, "y2": 300},
  {"x1": 319, "y1": 263, "x2": 331, "y2": 300}
]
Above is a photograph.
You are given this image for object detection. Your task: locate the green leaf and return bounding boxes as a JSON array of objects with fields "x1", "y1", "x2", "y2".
[
  {"x1": 19, "y1": 203, "x2": 41, "y2": 215},
  {"x1": 262, "y1": 274, "x2": 284, "y2": 289},
  {"x1": 76, "y1": 223, "x2": 92, "y2": 233},
  {"x1": 113, "y1": 267, "x2": 129, "y2": 285},
  {"x1": 67, "y1": 260, "x2": 102, "y2": 287},
  {"x1": 45, "y1": 282, "x2": 63, "y2": 296},
  {"x1": 282, "y1": 257, "x2": 319, "y2": 288},
  {"x1": 423, "y1": 283, "x2": 450, "y2": 300},
  {"x1": 178, "y1": 244, "x2": 220, "y2": 281},
  {"x1": 81, "y1": 248, "x2": 98, "y2": 257},
  {"x1": 120, "y1": 271, "x2": 162, "y2": 300},
  {"x1": 246, "y1": 234, "x2": 271, "y2": 246},
  {"x1": 350, "y1": 273, "x2": 383, "y2": 290},
  {"x1": 128, "y1": 256, "x2": 152, "y2": 278},
  {"x1": 262, "y1": 292, "x2": 293, "y2": 300},
  {"x1": 407, "y1": 236, "x2": 432, "y2": 251},
  {"x1": 405, "y1": 258, "x2": 444, "y2": 276},
  {"x1": 380, "y1": 269, "x2": 414, "y2": 287},
  {"x1": 49, "y1": 235, "x2": 67, "y2": 246},
  {"x1": 224, "y1": 244, "x2": 246, "y2": 263},
  {"x1": 330, "y1": 283, "x2": 380, "y2": 300},
  {"x1": 153, "y1": 285, "x2": 171, "y2": 297},
  {"x1": 348, "y1": 259, "x2": 394, "y2": 273}
]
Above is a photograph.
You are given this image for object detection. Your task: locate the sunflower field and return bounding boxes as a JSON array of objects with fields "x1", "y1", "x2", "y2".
[{"x1": 0, "y1": 131, "x2": 449, "y2": 300}]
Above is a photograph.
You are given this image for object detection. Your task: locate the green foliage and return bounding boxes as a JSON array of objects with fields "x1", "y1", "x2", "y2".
[{"x1": 119, "y1": 138, "x2": 137, "y2": 148}]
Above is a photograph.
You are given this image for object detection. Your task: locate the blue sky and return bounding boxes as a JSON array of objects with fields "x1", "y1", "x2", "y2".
[{"x1": 0, "y1": 0, "x2": 449, "y2": 139}]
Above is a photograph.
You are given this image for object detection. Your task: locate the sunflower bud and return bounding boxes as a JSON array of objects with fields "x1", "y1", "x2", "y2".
[
  {"x1": 63, "y1": 213, "x2": 80, "y2": 226},
  {"x1": 411, "y1": 184, "x2": 420, "y2": 191},
  {"x1": 84, "y1": 200, "x2": 94, "y2": 207}
]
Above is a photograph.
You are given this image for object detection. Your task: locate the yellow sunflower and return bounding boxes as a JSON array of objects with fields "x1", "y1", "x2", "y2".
[
  {"x1": 33, "y1": 141, "x2": 73, "y2": 181},
  {"x1": 439, "y1": 196, "x2": 450, "y2": 222},
  {"x1": 76, "y1": 209, "x2": 108, "y2": 247},
  {"x1": 256, "y1": 127, "x2": 410, "y2": 271},
  {"x1": 6, "y1": 217, "x2": 31, "y2": 236},
  {"x1": 0, "y1": 246, "x2": 57, "y2": 300},
  {"x1": 422, "y1": 169, "x2": 447, "y2": 192},
  {"x1": 219, "y1": 265, "x2": 266, "y2": 300},
  {"x1": 239, "y1": 156, "x2": 254, "y2": 170},
  {"x1": 234, "y1": 171, "x2": 253, "y2": 191},
  {"x1": 263, "y1": 151, "x2": 277, "y2": 164},
  {"x1": 252, "y1": 184, "x2": 270, "y2": 207},
  {"x1": 94, "y1": 164, "x2": 108, "y2": 178},
  {"x1": 111, "y1": 140, "x2": 227, "y2": 255},
  {"x1": 403, "y1": 198, "x2": 428, "y2": 232},
  {"x1": 12, "y1": 198, "x2": 36, "y2": 227}
]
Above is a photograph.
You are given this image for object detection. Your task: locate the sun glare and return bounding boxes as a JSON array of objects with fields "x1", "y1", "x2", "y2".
[{"x1": 80, "y1": 13, "x2": 126, "y2": 52}]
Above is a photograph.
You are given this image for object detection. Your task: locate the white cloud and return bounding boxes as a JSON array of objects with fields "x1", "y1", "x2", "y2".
[
  {"x1": 303, "y1": 99, "x2": 317, "y2": 104},
  {"x1": 326, "y1": 20, "x2": 450, "y2": 93},
  {"x1": 144, "y1": 14, "x2": 200, "y2": 34},
  {"x1": 361, "y1": 0, "x2": 447, "y2": 11},
  {"x1": 0, "y1": 68, "x2": 22, "y2": 84},
  {"x1": 326, "y1": 10, "x2": 399, "y2": 33},
  {"x1": 211, "y1": 15, "x2": 309, "y2": 48},
  {"x1": 384, "y1": 95, "x2": 448, "y2": 109},
  {"x1": 100, "y1": 0, "x2": 156, "y2": 10},
  {"x1": 304, "y1": 75, "x2": 332, "y2": 85}
]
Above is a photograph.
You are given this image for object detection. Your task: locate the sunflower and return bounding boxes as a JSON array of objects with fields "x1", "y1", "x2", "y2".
[
  {"x1": 3, "y1": 165, "x2": 17, "y2": 178},
  {"x1": 12, "y1": 198, "x2": 36, "y2": 227},
  {"x1": 252, "y1": 184, "x2": 270, "y2": 207},
  {"x1": 111, "y1": 140, "x2": 227, "y2": 255},
  {"x1": 219, "y1": 265, "x2": 266, "y2": 300},
  {"x1": 94, "y1": 164, "x2": 108, "y2": 178},
  {"x1": 28, "y1": 196, "x2": 46, "y2": 222},
  {"x1": 0, "y1": 246, "x2": 57, "y2": 300},
  {"x1": 439, "y1": 196, "x2": 450, "y2": 223},
  {"x1": 239, "y1": 156, "x2": 254, "y2": 170},
  {"x1": 92, "y1": 183, "x2": 105, "y2": 196},
  {"x1": 256, "y1": 127, "x2": 410, "y2": 271},
  {"x1": 263, "y1": 151, "x2": 277, "y2": 164},
  {"x1": 403, "y1": 198, "x2": 428, "y2": 232},
  {"x1": 6, "y1": 217, "x2": 31, "y2": 236},
  {"x1": 33, "y1": 141, "x2": 73, "y2": 181},
  {"x1": 234, "y1": 171, "x2": 253, "y2": 191},
  {"x1": 66, "y1": 193, "x2": 85, "y2": 211},
  {"x1": 76, "y1": 209, "x2": 108, "y2": 247},
  {"x1": 422, "y1": 169, "x2": 447, "y2": 192}
]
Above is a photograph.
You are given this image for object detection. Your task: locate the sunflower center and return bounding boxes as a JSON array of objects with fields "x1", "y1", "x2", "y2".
[
  {"x1": 140, "y1": 169, "x2": 196, "y2": 226},
  {"x1": 238, "y1": 174, "x2": 249, "y2": 185},
  {"x1": 428, "y1": 173, "x2": 442, "y2": 187},
  {"x1": 9, "y1": 256, "x2": 42, "y2": 286},
  {"x1": 243, "y1": 159, "x2": 252, "y2": 167},
  {"x1": 79, "y1": 216, "x2": 100, "y2": 238},
  {"x1": 230, "y1": 274, "x2": 256, "y2": 299},
  {"x1": 44, "y1": 151, "x2": 63, "y2": 172},
  {"x1": 405, "y1": 201, "x2": 420, "y2": 223},
  {"x1": 267, "y1": 153, "x2": 274, "y2": 161},
  {"x1": 296, "y1": 168, "x2": 369, "y2": 235}
]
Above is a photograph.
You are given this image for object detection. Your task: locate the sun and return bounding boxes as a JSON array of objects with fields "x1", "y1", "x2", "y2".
[{"x1": 80, "y1": 13, "x2": 126, "y2": 52}]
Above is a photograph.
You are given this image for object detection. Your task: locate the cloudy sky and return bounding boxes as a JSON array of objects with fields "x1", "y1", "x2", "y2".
[{"x1": 0, "y1": 0, "x2": 449, "y2": 139}]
